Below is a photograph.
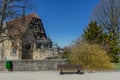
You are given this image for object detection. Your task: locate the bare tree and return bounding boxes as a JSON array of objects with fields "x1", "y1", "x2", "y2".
[
  {"x1": 90, "y1": 0, "x2": 120, "y2": 62},
  {"x1": 91, "y1": 0, "x2": 120, "y2": 37},
  {"x1": 0, "y1": 0, "x2": 34, "y2": 60},
  {"x1": 0, "y1": 0, "x2": 33, "y2": 43}
]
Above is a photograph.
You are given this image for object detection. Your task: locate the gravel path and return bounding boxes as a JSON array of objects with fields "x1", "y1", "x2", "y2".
[{"x1": 0, "y1": 71, "x2": 120, "y2": 80}]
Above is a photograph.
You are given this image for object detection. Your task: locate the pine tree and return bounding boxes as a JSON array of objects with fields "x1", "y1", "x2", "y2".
[
  {"x1": 83, "y1": 21, "x2": 119, "y2": 62},
  {"x1": 83, "y1": 21, "x2": 104, "y2": 44}
]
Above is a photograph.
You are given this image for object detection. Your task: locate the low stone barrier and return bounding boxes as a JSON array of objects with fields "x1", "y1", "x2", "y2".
[{"x1": 0, "y1": 59, "x2": 68, "y2": 71}]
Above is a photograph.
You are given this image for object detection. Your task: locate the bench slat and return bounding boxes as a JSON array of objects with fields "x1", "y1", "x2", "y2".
[{"x1": 57, "y1": 64, "x2": 82, "y2": 69}]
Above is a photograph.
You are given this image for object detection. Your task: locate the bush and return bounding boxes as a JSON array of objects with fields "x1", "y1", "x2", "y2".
[
  {"x1": 61, "y1": 52, "x2": 69, "y2": 59},
  {"x1": 69, "y1": 42, "x2": 114, "y2": 70},
  {"x1": 111, "y1": 55, "x2": 119, "y2": 63}
]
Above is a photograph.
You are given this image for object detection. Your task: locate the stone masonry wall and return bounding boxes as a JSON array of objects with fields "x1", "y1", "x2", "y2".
[
  {"x1": 0, "y1": 61, "x2": 6, "y2": 71},
  {"x1": 0, "y1": 59, "x2": 68, "y2": 71}
]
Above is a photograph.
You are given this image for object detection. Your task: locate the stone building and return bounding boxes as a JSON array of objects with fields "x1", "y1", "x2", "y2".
[{"x1": 0, "y1": 13, "x2": 59, "y2": 60}]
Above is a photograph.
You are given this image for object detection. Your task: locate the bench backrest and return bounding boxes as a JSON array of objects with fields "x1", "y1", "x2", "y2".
[{"x1": 57, "y1": 64, "x2": 82, "y2": 69}]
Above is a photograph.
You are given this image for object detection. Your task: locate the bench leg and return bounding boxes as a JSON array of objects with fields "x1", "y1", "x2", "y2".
[
  {"x1": 60, "y1": 70, "x2": 63, "y2": 75},
  {"x1": 77, "y1": 70, "x2": 80, "y2": 74},
  {"x1": 77, "y1": 70, "x2": 84, "y2": 74}
]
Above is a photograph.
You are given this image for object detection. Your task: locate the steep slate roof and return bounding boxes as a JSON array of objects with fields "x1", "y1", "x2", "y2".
[{"x1": 8, "y1": 13, "x2": 39, "y2": 36}]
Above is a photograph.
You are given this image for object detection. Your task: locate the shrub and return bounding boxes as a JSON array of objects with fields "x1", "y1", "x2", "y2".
[
  {"x1": 61, "y1": 51, "x2": 69, "y2": 59},
  {"x1": 69, "y1": 42, "x2": 114, "y2": 70}
]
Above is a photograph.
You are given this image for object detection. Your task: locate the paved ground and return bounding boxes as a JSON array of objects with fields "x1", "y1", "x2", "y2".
[{"x1": 0, "y1": 71, "x2": 120, "y2": 80}]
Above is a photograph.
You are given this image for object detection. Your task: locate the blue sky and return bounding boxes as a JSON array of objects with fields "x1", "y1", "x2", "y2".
[{"x1": 32, "y1": 0, "x2": 99, "y2": 48}]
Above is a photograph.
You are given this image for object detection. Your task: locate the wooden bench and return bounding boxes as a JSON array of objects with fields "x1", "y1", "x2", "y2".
[{"x1": 57, "y1": 64, "x2": 84, "y2": 74}]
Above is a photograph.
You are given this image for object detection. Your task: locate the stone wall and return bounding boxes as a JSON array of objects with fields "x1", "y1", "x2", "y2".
[
  {"x1": 0, "y1": 59, "x2": 68, "y2": 71},
  {"x1": 0, "y1": 60, "x2": 6, "y2": 71}
]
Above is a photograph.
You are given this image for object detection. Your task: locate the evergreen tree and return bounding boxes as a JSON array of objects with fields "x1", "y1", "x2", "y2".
[
  {"x1": 83, "y1": 21, "x2": 119, "y2": 62},
  {"x1": 106, "y1": 32, "x2": 119, "y2": 62},
  {"x1": 83, "y1": 21, "x2": 104, "y2": 44}
]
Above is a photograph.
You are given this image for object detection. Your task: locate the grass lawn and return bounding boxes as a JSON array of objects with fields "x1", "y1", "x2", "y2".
[{"x1": 113, "y1": 62, "x2": 120, "y2": 70}]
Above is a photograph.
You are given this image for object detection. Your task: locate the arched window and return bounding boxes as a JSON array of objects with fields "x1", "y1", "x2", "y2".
[{"x1": 10, "y1": 47, "x2": 17, "y2": 56}]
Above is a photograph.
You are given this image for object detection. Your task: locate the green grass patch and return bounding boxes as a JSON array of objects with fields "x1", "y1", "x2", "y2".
[{"x1": 113, "y1": 62, "x2": 120, "y2": 70}]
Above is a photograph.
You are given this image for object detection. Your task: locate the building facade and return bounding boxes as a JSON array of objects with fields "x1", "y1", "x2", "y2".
[{"x1": 0, "y1": 13, "x2": 59, "y2": 60}]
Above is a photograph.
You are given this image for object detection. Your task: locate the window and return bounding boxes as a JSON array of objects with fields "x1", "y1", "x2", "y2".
[
  {"x1": 36, "y1": 44, "x2": 41, "y2": 48},
  {"x1": 44, "y1": 45, "x2": 48, "y2": 49},
  {"x1": 10, "y1": 47, "x2": 17, "y2": 56},
  {"x1": 40, "y1": 28, "x2": 42, "y2": 31},
  {"x1": 25, "y1": 44, "x2": 31, "y2": 50},
  {"x1": 40, "y1": 35, "x2": 42, "y2": 38}
]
